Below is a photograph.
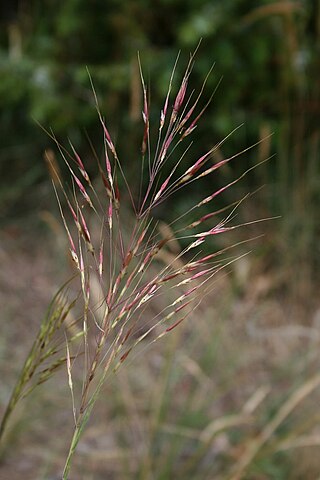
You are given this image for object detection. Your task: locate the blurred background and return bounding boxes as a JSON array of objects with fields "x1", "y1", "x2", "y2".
[{"x1": 0, "y1": 1, "x2": 320, "y2": 479}]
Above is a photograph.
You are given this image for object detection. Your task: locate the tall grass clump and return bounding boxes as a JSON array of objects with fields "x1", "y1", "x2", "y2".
[{"x1": 1, "y1": 50, "x2": 266, "y2": 478}]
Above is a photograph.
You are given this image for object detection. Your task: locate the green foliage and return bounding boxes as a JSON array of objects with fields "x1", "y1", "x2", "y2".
[{"x1": 1, "y1": 0, "x2": 319, "y2": 275}]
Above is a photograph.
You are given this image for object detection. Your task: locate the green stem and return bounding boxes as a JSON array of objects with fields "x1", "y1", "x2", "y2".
[{"x1": 62, "y1": 358, "x2": 112, "y2": 478}]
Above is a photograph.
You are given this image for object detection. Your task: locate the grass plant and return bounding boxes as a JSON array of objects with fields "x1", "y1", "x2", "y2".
[
  {"x1": 1, "y1": 49, "x2": 270, "y2": 478},
  {"x1": 57, "y1": 50, "x2": 261, "y2": 478}
]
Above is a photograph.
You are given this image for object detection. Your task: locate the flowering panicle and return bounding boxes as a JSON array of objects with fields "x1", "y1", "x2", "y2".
[{"x1": 54, "y1": 53, "x2": 261, "y2": 479}]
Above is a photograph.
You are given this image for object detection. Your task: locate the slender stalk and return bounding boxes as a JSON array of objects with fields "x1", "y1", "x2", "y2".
[{"x1": 62, "y1": 353, "x2": 114, "y2": 478}]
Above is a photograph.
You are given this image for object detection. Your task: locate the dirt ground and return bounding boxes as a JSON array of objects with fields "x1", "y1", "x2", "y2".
[{"x1": 1, "y1": 219, "x2": 320, "y2": 480}]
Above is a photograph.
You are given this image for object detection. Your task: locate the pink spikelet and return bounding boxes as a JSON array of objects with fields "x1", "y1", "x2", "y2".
[
  {"x1": 159, "y1": 52, "x2": 180, "y2": 130},
  {"x1": 172, "y1": 77, "x2": 188, "y2": 122},
  {"x1": 105, "y1": 149, "x2": 113, "y2": 188},
  {"x1": 99, "y1": 242, "x2": 104, "y2": 278},
  {"x1": 101, "y1": 119, "x2": 116, "y2": 156},
  {"x1": 70, "y1": 142, "x2": 91, "y2": 184},
  {"x1": 108, "y1": 199, "x2": 113, "y2": 230},
  {"x1": 153, "y1": 176, "x2": 170, "y2": 203},
  {"x1": 141, "y1": 88, "x2": 149, "y2": 156},
  {"x1": 72, "y1": 172, "x2": 94, "y2": 209}
]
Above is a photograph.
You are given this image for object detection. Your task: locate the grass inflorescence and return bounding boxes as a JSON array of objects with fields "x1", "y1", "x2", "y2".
[{"x1": 1, "y1": 49, "x2": 265, "y2": 479}]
